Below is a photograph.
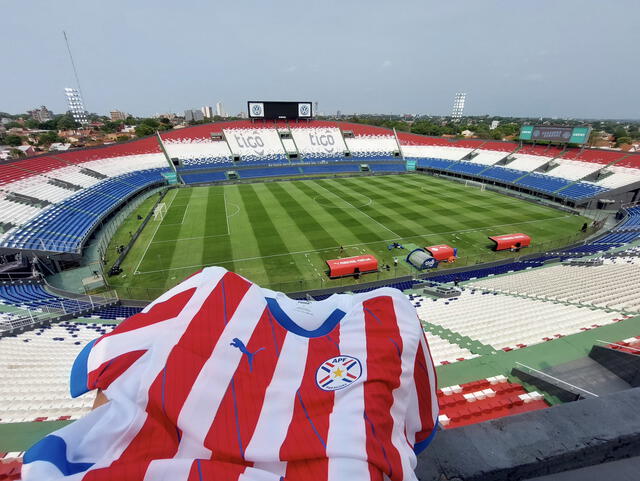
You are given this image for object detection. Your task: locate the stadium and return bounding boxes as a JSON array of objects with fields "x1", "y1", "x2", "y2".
[{"x1": 1, "y1": 102, "x2": 640, "y2": 478}]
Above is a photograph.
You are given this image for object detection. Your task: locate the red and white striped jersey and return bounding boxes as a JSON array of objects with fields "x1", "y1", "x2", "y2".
[{"x1": 23, "y1": 267, "x2": 438, "y2": 481}]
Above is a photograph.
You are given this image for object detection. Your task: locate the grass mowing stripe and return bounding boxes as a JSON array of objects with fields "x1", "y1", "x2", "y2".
[
  {"x1": 310, "y1": 179, "x2": 401, "y2": 238},
  {"x1": 316, "y1": 177, "x2": 424, "y2": 237},
  {"x1": 291, "y1": 181, "x2": 387, "y2": 244},
  {"x1": 237, "y1": 183, "x2": 304, "y2": 284},
  {"x1": 202, "y1": 187, "x2": 234, "y2": 272},
  {"x1": 264, "y1": 182, "x2": 341, "y2": 251},
  {"x1": 324, "y1": 176, "x2": 454, "y2": 235},
  {"x1": 134, "y1": 188, "x2": 179, "y2": 274},
  {"x1": 331, "y1": 176, "x2": 491, "y2": 233}
]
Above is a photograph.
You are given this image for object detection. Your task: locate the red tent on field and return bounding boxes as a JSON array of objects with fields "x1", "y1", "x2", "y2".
[
  {"x1": 327, "y1": 255, "x2": 378, "y2": 278},
  {"x1": 425, "y1": 245, "x2": 456, "y2": 261},
  {"x1": 489, "y1": 233, "x2": 531, "y2": 251}
]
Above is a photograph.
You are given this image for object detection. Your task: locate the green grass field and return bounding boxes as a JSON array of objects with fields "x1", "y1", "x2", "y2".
[{"x1": 106, "y1": 174, "x2": 590, "y2": 299}]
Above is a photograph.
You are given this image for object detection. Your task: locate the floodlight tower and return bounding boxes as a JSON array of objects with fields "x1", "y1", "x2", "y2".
[
  {"x1": 63, "y1": 31, "x2": 89, "y2": 125},
  {"x1": 451, "y1": 92, "x2": 466, "y2": 121}
]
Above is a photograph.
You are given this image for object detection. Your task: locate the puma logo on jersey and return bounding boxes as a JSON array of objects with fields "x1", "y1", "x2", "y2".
[{"x1": 230, "y1": 338, "x2": 264, "y2": 372}]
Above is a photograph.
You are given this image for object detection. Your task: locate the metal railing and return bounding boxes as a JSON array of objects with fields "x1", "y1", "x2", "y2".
[
  {"x1": 515, "y1": 362, "x2": 599, "y2": 398},
  {"x1": 0, "y1": 285, "x2": 120, "y2": 335}
]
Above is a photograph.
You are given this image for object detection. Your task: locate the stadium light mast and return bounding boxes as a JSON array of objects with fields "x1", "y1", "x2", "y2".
[
  {"x1": 451, "y1": 92, "x2": 466, "y2": 122},
  {"x1": 63, "y1": 31, "x2": 89, "y2": 125}
]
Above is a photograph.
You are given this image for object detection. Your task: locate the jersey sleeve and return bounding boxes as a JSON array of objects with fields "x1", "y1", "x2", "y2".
[
  {"x1": 409, "y1": 331, "x2": 439, "y2": 455},
  {"x1": 69, "y1": 284, "x2": 199, "y2": 398}
]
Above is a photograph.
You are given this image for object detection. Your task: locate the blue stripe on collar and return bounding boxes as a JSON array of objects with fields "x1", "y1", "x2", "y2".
[{"x1": 265, "y1": 297, "x2": 346, "y2": 338}]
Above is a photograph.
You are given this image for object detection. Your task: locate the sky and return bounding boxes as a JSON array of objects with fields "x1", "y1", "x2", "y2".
[{"x1": 2, "y1": 0, "x2": 639, "y2": 119}]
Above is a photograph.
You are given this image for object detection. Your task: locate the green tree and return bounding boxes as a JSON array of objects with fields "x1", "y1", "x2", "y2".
[
  {"x1": 100, "y1": 121, "x2": 122, "y2": 133},
  {"x1": 9, "y1": 148, "x2": 26, "y2": 158},
  {"x1": 57, "y1": 114, "x2": 79, "y2": 130},
  {"x1": 4, "y1": 121, "x2": 22, "y2": 129},
  {"x1": 4, "y1": 135, "x2": 23, "y2": 146},
  {"x1": 37, "y1": 131, "x2": 62, "y2": 146},
  {"x1": 24, "y1": 118, "x2": 39, "y2": 129},
  {"x1": 134, "y1": 124, "x2": 156, "y2": 137},
  {"x1": 616, "y1": 136, "x2": 632, "y2": 147},
  {"x1": 116, "y1": 135, "x2": 131, "y2": 142}
]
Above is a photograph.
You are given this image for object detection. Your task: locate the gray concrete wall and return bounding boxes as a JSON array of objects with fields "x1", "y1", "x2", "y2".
[{"x1": 416, "y1": 387, "x2": 640, "y2": 480}]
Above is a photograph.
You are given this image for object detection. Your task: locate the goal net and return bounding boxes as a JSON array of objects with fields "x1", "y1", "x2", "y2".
[
  {"x1": 153, "y1": 203, "x2": 167, "y2": 221},
  {"x1": 465, "y1": 179, "x2": 485, "y2": 191}
]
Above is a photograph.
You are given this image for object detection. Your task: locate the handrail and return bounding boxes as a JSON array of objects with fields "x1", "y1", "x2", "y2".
[
  {"x1": 595, "y1": 339, "x2": 640, "y2": 353},
  {"x1": 515, "y1": 361, "x2": 599, "y2": 397}
]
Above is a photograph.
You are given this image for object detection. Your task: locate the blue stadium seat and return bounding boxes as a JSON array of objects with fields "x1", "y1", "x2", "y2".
[
  {"x1": 558, "y1": 182, "x2": 608, "y2": 200},
  {"x1": 0, "y1": 282, "x2": 141, "y2": 319},
  {"x1": 446, "y1": 162, "x2": 487, "y2": 175},
  {"x1": 300, "y1": 164, "x2": 360, "y2": 174},
  {"x1": 181, "y1": 171, "x2": 228, "y2": 184},
  {"x1": 2, "y1": 169, "x2": 168, "y2": 253},
  {"x1": 238, "y1": 167, "x2": 301, "y2": 179},
  {"x1": 370, "y1": 163, "x2": 406, "y2": 172},
  {"x1": 478, "y1": 166, "x2": 527, "y2": 183},
  {"x1": 412, "y1": 158, "x2": 456, "y2": 170},
  {"x1": 515, "y1": 173, "x2": 572, "y2": 193}
]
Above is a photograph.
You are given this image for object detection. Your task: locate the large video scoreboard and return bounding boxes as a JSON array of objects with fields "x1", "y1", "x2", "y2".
[
  {"x1": 247, "y1": 101, "x2": 313, "y2": 120},
  {"x1": 519, "y1": 125, "x2": 591, "y2": 145}
]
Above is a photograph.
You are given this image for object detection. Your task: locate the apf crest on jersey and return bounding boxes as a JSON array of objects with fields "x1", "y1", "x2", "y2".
[{"x1": 315, "y1": 355, "x2": 362, "y2": 391}]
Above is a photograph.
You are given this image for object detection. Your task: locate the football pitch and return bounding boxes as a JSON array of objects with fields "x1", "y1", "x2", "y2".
[{"x1": 107, "y1": 174, "x2": 590, "y2": 298}]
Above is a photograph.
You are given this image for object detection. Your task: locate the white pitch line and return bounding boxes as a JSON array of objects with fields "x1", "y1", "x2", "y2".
[
  {"x1": 223, "y1": 190, "x2": 231, "y2": 235},
  {"x1": 134, "y1": 215, "x2": 572, "y2": 275},
  {"x1": 312, "y1": 181, "x2": 401, "y2": 239},
  {"x1": 180, "y1": 202, "x2": 190, "y2": 224},
  {"x1": 134, "y1": 189, "x2": 178, "y2": 274}
]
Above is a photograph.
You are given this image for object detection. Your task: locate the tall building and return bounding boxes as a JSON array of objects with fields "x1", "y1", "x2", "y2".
[
  {"x1": 201, "y1": 106, "x2": 214, "y2": 118},
  {"x1": 490, "y1": 120, "x2": 500, "y2": 130},
  {"x1": 184, "y1": 109, "x2": 204, "y2": 122},
  {"x1": 110, "y1": 110, "x2": 128, "y2": 121},
  {"x1": 215, "y1": 102, "x2": 225, "y2": 118},
  {"x1": 28, "y1": 106, "x2": 54, "y2": 123},
  {"x1": 451, "y1": 92, "x2": 466, "y2": 121},
  {"x1": 64, "y1": 88, "x2": 88, "y2": 125}
]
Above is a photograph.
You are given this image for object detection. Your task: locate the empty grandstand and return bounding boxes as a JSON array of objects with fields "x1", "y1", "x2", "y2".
[{"x1": 1, "y1": 120, "x2": 640, "y2": 480}]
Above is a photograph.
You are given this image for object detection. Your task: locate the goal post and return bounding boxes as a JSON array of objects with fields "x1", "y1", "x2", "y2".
[
  {"x1": 464, "y1": 179, "x2": 485, "y2": 191},
  {"x1": 153, "y1": 202, "x2": 167, "y2": 221}
]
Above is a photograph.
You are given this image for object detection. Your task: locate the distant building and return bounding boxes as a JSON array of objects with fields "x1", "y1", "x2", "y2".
[
  {"x1": 215, "y1": 102, "x2": 225, "y2": 118},
  {"x1": 16, "y1": 145, "x2": 36, "y2": 156},
  {"x1": 64, "y1": 88, "x2": 89, "y2": 125},
  {"x1": 28, "y1": 106, "x2": 54, "y2": 123},
  {"x1": 110, "y1": 110, "x2": 128, "y2": 121},
  {"x1": 201, "y1": 106, "x2": 214, "y2": 118},
  {"x1": 490, "y1": 120, "x2": 500, "y2": 130},
  {"x1": 49, "y1": 142, "x2": 71, "y2": 152},
  {"x1": 184, "y1": 109, "x2": 204, "y2": 122},
  {"x1": 155, "y1": 113, "x2": 176, "y2": 121}
]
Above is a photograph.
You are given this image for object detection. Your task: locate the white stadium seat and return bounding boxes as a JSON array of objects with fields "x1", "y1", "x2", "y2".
[
  {"x1": 0, "y1": 322, "x2": 116, "y2": 423},
  {"x1": 415, "y1": 290, "x2": 622, "y2": 350}
]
